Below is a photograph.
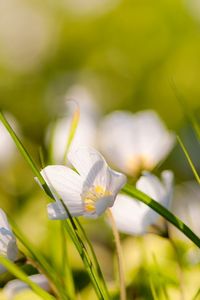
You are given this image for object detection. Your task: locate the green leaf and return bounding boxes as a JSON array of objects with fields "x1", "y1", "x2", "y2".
[
  {"x1": 60, "y1": 222, "x2": 75, "y2": 300},
  {"x1": 122, "y1": 184, "x2": 200, "y2": 248},
  {"x1": 0, "y1": 256, "x2": 55, "y2": 300},
  {"x1": 149, "y1": 277, "x2": 159, "y2": 300},
  {"x1": 171, "y1": 81, "x2": 200, "y2": 141},
  {"x1": 63, "y1": 104, "x2": 80, "y2": 164},
  {"x1": 177, "y1": 136, "x2": 200, "y2": 185},
  {"x1": 193, "y1": 288, "x2": 200, "y2": 300},
  {"x1": 8, "y1": 218, "x2": 70, "y2": 300},
  {"x1": 0, "y1": 111, "x2": 53, "y2": 198}
]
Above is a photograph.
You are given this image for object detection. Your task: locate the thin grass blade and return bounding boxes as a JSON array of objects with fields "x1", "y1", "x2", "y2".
[
  {"x1": 177, "y1": 136, "x2": 200, "y2": 184},
  {"x1": 122, "y1": 184, "x2": 200, "y2": 248},
  {"x1": 0, "y1": 256, "x2": 55, "y2": 300},
  {"x1": 63, "y1": 103, "x2": 80, "y2": 164}
]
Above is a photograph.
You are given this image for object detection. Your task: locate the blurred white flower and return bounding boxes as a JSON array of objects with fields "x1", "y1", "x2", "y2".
[
  {"x1": 0, "y1": 209, "x2": 18, "y2": 274},
  {"x1": 48, "y1": 86, "x2": 99, "y2": 164},
  {"x1": 99, "y1": 110, "x2": 175, "y2": 176},
  {"x1": 0, "y1": 113, "x2": 18, "y2": 168},
  {"x1": 184, "y1": 0, "x2": 200, "y2": 21},
  {"x1": 62, "y1": 0, "x2": 121, "y2": 17},
  {"x1": 64, "y1": 85, "x2": 100, "y2": 121},
  {"x1": 0, "y1": 0, "x2": 57, "y2": 73},
  {"x1": 111, "y1": 171, "x2": 173, "y2": 235},
  {"x1": 170, "y1": 181, "x2": 200, "y2": 242},
  {"x1": 40, "y1": 147, "x2": 126, "y2": 219},
  {"x1": 4, "y1": 274, "x2": 50, "y2": 300},
  {"x1": 50, "y1": 115, "x2": 96, "y2": 164}
]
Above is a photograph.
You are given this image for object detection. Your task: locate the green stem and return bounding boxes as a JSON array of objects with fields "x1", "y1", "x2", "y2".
[
  {"x1": 107, "y1": 209, "x2": 126, "y2": 300},
  {"x1": 122, "y1": 184, "x2": 200, "y2": 248},
  {"x1": 61, "y1": 222, "x2": 75, "y2": 299},
  {"x1": 177, "y1": 136, "x2": 200, "y2": 185},
  {"x1": 63, "y1": 220, "x2": 106, "y2": 300},
  {"x1": 75, "y1": 219, "x2": 110, "y2": 299}
]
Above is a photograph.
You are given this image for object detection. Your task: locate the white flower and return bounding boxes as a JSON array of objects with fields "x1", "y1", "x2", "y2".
[
  {"x1": 3, "y1": 274, "x2": 50, "y2": 300},
  {"x1": 99, "y1": 110, "x2": 175, "y2": 176},
  {"x1": 64, "y1": 84, "x2": 100, "y2": 121},
  {"x1": 40, "y1": 147, "x2": 127, "y2": 219},
  {"x1": 170, "y1": 181, "x2": 200, "y2": 241},
  {"x1": 47, "y1": 87, "x2": 99, "y2": 164},
  {"x1": 50, "y1": 116, "x2": 97, "y2": 164},
  {"x1": 111, "y1": 171, "x2": 173, "y2": 235},
  {"x1": 0, "y1": 209, "x2": 18, "y2": 274}
]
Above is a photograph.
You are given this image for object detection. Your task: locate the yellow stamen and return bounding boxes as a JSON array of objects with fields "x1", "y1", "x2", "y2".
[{"x1": 82, "y1": 185, "x2": 112, "y2": 213}]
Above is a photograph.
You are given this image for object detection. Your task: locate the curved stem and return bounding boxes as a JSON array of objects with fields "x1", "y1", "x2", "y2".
[{"x1": 107, "y1": 209, "x2": 126, "y2": 300}]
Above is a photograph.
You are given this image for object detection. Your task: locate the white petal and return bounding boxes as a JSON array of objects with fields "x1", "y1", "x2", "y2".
[
  {"x1": 0, "y1": 209, "x2": 11, "y2": 230},
  {"x1": 136, "y1": 171, "x2": 173, "y2": 226},
  {"x1": 99, "y1": 110, "x2": 175, "y2": 174},
  {"x1": 106, "y1": 167, "x2": 127, "y2": 197},
  {"x1": 136, "y1": 172, "x2": 166, "y2": 225},
  {"x1": 29, "y1": 274, "x2": 50, "y2": 292},
  {"x1": 47, "y1": 202, "x2": 68, "y2": 220},
  {"x1": 171, "y1": 181, "x2": 200, "y2": 239},
  {"x1": 134, "y1": 110, "x2": 175, "y2": 164},
  {"x1": 64, "y1": 84, "x2": 100, "y2": 120},
  {"x1": 111, "y1": 194, "x2": 153, "y2": 235},
  {"x1": 99, "y1": 111, "x2": 138, "y2": 172},
  {"x1": 161, "y1": 170, "x2": 174, "y2": 191},
  {"x1": 136, "y1": 172, "x2": 165, "y2": 203},
  {"x1": 0, "y1": 209, "x2": 18, "y2": 263},
  {"x1": 49, "y1": 115, "x2": 96, "y2": 164},
  {"x1": 40, "y1": 165, "x2": 84, "y2": 212},
  {"x1": 47, "y1": 200, "x2": 84, "y2": 219},
  {"x1": 95, "y1": 195, "x2": 114, "y2": 216},
  {"x1": 68, "y1": 147, "x2": 108, "y2": 182},
  {"x1": 4, "y1": 274, "x2": 50, "y2": 300},
  {"x1": 161, "y1": 170, "x2": 174, "y2": 207}
]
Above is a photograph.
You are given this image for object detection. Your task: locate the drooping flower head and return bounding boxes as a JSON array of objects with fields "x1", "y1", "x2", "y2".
[
  {"x1": 111, "y1": 171, "x2": 173, "y2": 235},
  {"x1": 0, "y1": 209, "x2": 18, "y2": 274},
  {"x1": 99, "y1": 110, "x2": 175, "y2": 176},
  {"x1": 40, "y1": 147, "x2": 127, "y2": 219},
  {"x1": 46, "y1": 85, "x2": 99, "y2": 164}
]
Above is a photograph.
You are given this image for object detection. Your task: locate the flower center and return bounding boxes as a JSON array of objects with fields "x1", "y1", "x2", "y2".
[
  {"x1": 126, "y1": 155, "x2": 154, "y2": 176},
  {"x1": 82, "y1": 185, "x2": 111, "y2": 213}
]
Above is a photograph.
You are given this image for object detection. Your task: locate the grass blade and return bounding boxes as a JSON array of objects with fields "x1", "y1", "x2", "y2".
[
  {"x1": 149, "y1": 277, "x2": 159, "y2": 300},
  {"x1": 122, "y1": 184, "x2": 200, "y2": 248},
  {"x1": 60, "y1": 222, "x2": 75, "y2": 299},
  {"x1": 171, "y1": 80, "x2": 200, "y2": 141},
  {"x1": 8, "y1": 218, "x2": 70, "y2": 300},
  {"x1": 0, "y1": 256, "x2": 55, "y2": 300},
  {"x1": 193, "y1": 288, "x2": 200, "y2": 300},
  {"x1": 74, "y1": 219, "x2": 110, "y2": 298},
  {"x1": 63, "y1": 103, "x2": 80, "y2": 164},
  {"x1": 63, "y1": 218, "x2": 110, "y2": 300},
  {"x1": 177, "y1": 135, "x2": 200, "y2": 184},
  {"x1": 0, "y1": 111, "x2": 110, "y2": 299}
]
